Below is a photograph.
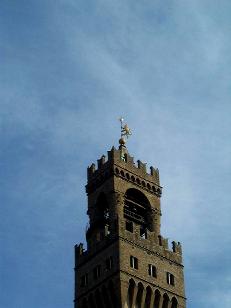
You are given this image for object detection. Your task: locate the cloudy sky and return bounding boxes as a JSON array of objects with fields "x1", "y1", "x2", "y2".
[{"x1": 1, "y1": 1, "x2": 231, "y2": 307}]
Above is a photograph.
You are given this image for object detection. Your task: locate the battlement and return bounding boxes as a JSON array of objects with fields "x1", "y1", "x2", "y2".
[
  {"x1": 75, "y1": 243, "x2": 88, "y2": 267},
  {"x1": 75, "y1": 236, "x2": 183, "y2": 268},
  {"x1": 87, "y1": 146, "x2": 160, "y2": 186},
  {"x1": 158, "y1": 235, "x2": 182, "y2": 255},
  {"x1": 74, "y1": 236, "x2": 117, "y2": 268},
  {"x1": 172, "y1": 241, "x2": 182, "y2": 254}
]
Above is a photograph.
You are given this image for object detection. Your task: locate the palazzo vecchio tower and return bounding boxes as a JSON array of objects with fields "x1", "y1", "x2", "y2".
[{"x1": 74, "y1": 119, "x2": 186, "y2": 308}]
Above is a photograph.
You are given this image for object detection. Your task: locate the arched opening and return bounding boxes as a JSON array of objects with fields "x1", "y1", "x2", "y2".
[
  {"x1": 95, "y1": 289, "x2": 103, "y2": 308},
  {"x1": 171, "y1": 297, "x2": 178, "y2": 308},
  {"x1": 108, "y1": 280, "x2": 118, "y2": 308},
  {"x1": 154, "y1": 289, "x2": 161, "y2": 308},
  {"x1": 144, "y1": 286, "x2": 152, "y2": 308},
  {"x1": 82, "y1": 298, "x2": 88, "y2": 308},
  {"x1": 96, "y1": 192, "x2": 109, "y2": 222},
  {"x1": 102, "y1": 285, "x2": 111, "y2": 307},
  {"x1": 87, "y1": 193, "x2": 110, "y2": 241},
  {"x1": 124, "y1": 188, "x2": 152, "y2": 233},
  {"x1": 162, "y1": 293, "x2": 170, "y2": 308},
  {"x1": 89, "y1": 293, "x2": 96, "y2": 308},
  {"x1": 126, "y1": 279, "x2": 136, "y2": 308},
  {"x1": 135, "y1": 282, "x2": 144, "y2": 308}
]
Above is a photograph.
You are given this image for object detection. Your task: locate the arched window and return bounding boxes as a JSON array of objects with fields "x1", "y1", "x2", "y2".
[
  {"x1": 162, "y1": 293, "x2": 170, "y2": 308},
  {"x1": 127, "y1": 279, "x2": 136, "y2": 308},
  {"x1": 108, "y1": 280, "x2": 118, "y2": 308},
  {"x1": 89, "y1": 294, "x2": 96, "y2": 308},
  {"x1": 82, "y1": 298, "x2": 88, "y2": 308},
  {"x1": 124, "y1": 188, "x2": 151, "y2": 230},
  {"x1": 135, "y1": 282, "x2": 144, "y2": 308},
  {"x1": 144, "y1": 286, "x2": 152, "y2": 308},
  {"x1": 154, "y1": 290, "x2": 161, "y2": 308},
  {"x1": 102, "y1": 285, "x2": 111, "y2": 307},
  {"x1": 87, "y1": 193, "x2": 110, "y2": 241},
  {"x1": 171, "y1": 297, "x2": 178, "y2": 308},
  {"x1": 95, "y1": 289, "x2": 103, "y2": 308},
  {"x1": 95, "y1": 193, "x2": 109, "y2": 223}
]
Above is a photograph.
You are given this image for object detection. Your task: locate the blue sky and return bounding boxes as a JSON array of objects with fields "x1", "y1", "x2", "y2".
[{"x1": 1, "y1": 1, "x2": 231, "y2": 307}]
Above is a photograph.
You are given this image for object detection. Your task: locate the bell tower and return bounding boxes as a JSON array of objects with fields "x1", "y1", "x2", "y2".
[{"x1": 74, "y1": 120, "x2": 186, "y2": 308}]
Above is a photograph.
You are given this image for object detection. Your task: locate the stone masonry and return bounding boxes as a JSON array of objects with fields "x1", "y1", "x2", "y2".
[{"x1": 74, "y1": 145, "x2": 186, "y2": 308}]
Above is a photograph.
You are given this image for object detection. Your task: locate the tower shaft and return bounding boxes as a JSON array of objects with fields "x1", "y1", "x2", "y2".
[{"x1": 74, "y1": 146, "x2": 186, "y2": 308}]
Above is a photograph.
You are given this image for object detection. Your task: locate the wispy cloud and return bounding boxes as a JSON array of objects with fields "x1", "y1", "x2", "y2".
[{"x1": 1, "y1": 1, "x2": 231, "y2": 307}]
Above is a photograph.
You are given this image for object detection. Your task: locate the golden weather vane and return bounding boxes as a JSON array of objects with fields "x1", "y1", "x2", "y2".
[{"x1": 118, "y1": 117, "x2": 132, "y2": 146}]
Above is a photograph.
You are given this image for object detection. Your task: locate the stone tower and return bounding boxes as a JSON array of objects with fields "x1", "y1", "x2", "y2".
[{"x1": 74, "y1": 127, "x2": 186, "y2": 308}]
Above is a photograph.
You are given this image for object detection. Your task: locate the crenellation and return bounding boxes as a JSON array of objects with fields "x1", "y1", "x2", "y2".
[
  {"x1": 150, "y1": 166, "x2": 160, "y2": 184},
  {"x1": 128, "y1": 154, "x2": 134, "y2": 164},
  {"x1": 75, "y1": 243, "x2": 85, "y2": 266},
  {"x1": 107, "y1": 146, "x2": 121, "y2": 161},
  {"x1": 159, "y1": 236, "x2": 167, "y2": 247},
  {"x1": 160, "y1": 246, "x2": 183, "y2": 264},
  {"x1": 172, "y1": 241, "x2": 182, "y2": 255},
  {"x1": 157, "y1": 237, "x2": 183, "y2": 258},
  {"x1": 88, "y1": 147, "x2": 160, "y2": 185},
  {"x1": 137, "y1": 160, "x2": 147, "y2": 172},
  {"x1": 156, "y1": 168, "x2": 160, "y2": 182},
  {"x1": 87, "y1": 163, "x2": 96, "y2": 179},
  {"x1": 75, "y1": 235, "x2": 118, "y2": 268},
  {"x1": 162, "y1": 237, "x2": 169, "y2": 250},
  {"x1": 97, "y1": 155, "x2": 106, "y2": 168},
  {"x1": 86, "y1": 148, "x2": 162, "y2": 196},
  {"x1": 158, "y1": 235, "x2": 163, "y2": 246},
  {"x1": 150, "y1": 166, "x2": 155, "y2": 175}
]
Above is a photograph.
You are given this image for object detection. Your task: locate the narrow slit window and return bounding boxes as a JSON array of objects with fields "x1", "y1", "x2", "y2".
[
  {"x1": 166, "y1": 272, "x2": 175, "y2": 286},
  {"x1": 93, "y1": 265, "x2": 101, "y2": 280},
  {"x1": 130, "y1": 256, "x2": 138, "y2": 269},
  {"x1": 106, "y1": 256, "x2": 113, "y2": 270},
  {"x1": 80, "y1": 274, "x2": 88, "y2": 287},
  {"x1": 148, "y1": 264, "x2": 157, "y2": 278}
]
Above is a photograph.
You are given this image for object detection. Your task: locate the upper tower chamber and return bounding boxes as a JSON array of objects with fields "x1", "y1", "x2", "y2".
[{"x1": 74, "y1": 121, "x2": 186, "y2": 308}]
